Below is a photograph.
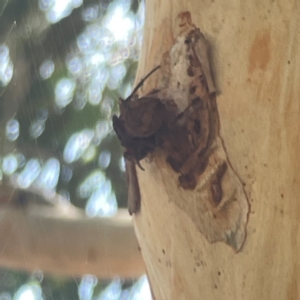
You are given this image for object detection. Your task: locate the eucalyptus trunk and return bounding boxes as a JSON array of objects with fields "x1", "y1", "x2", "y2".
[{"x1": 134, "y1": 1, "x2": 300, "y2": 299}]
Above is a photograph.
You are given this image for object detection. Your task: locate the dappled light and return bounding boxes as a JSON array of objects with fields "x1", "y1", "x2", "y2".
[
  {"x1": 55, "y1": 78, "x2": 76, "y2": 108},
  {"x1": 0, "y1": 44, "x2": 13, "y2": 86},
  {"x1": 63, "y1": 129, "x2": 95, "y2": 163},
  {"x1": 39, "y1": 59, "x2": 55, "y2": 80},
  {"x1": 6, "y1": 119, "x2": 19, "y2": 141},
  {"x1": 16, "y1": 159, "x2": 41, "y2": 189},
  {"x1": 39, "y1": 0, "x2": 83, "y2": 24},
  {"x1": 2, "y1": 154, "x2": 19, "y2": 175},
  {"x1": 98, "y1": 150, "x2": 111, "y2": 169},
  {"x1": 0, "y1": 0, "x2": 147, "y2": 297},
  {"x1": 14, "y1": 282, "x2": 43, "y2": 300},
  {"x1": 34, "y1": 158, "x2": 60, "y2": 191}
]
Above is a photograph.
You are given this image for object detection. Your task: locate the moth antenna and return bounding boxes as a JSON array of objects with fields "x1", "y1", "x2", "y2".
[{"x1": 124, "y1": 65, "x2": 161, "y2": 102}]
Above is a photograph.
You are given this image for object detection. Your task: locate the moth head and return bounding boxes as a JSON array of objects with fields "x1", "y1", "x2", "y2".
[{"x1": 119, "y1": 94, "x2": 139, "y2": 117}]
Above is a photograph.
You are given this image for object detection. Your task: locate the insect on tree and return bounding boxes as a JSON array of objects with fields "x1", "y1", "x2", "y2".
[{"x1": 113, "y1": 66, "x2": 165, "y2": 214}]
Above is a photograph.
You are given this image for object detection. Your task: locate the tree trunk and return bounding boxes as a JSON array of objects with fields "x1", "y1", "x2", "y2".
[{"x1": 134, "y1": 1, "x2": 300, "y2": 299}]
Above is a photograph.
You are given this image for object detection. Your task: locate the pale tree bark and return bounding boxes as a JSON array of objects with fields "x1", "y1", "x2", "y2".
[{"x1": 133, "y1": 1, "x2": 300, "y2": 299}]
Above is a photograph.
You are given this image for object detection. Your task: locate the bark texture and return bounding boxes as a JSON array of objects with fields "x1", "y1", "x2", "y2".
[{"x1": 133, "y1": 1, "x2": 300, "y2": 299}]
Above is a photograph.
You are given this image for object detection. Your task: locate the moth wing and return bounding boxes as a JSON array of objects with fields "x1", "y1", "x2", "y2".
[{"x1": 125, "y1": 159, "x2": 141, "y2": 215}]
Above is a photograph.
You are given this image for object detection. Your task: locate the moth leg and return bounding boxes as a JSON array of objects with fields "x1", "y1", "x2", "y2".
[
  {"x1": 125, "y1": 159, "x2": 141, "y2": 215},
  {"x1": 136, "y1": 160, "x2": 145, "y2": 171}
]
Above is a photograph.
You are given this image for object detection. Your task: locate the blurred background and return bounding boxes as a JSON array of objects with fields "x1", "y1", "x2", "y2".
[{"x1": 0, "y1": 0, "x2": 151, "y2": 298}]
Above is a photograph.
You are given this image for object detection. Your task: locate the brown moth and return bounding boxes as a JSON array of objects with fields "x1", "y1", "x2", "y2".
[
  {"x1": 113, "y1": 66, "x2": 164, "y2": 215},
  {"x1": 114, "y1": 12, "x2": 249, "y2": 252}
]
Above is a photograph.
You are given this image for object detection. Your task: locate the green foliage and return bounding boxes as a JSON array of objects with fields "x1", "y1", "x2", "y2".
[{"x1": 0, "y1": 0, "x2": 145, "y2": 297}]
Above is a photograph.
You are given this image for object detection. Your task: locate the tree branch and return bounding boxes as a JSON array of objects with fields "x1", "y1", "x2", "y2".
[{"x1": 0, "y1": 206, "x2": 144, "y2": 278}]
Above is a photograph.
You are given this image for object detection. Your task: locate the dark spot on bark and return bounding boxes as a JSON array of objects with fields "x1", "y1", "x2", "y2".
[
  {"x1": 288, "y1": 60, "x2": 291, "y2": 64},
  {"x1": 218, "y1": 271, "x2": 221, "y2": 276},
  {"x1": 179, "y1": 174, "x2": 196, "y2": 190},
  {"x1": 138, "y1": 246, "x2": 141, "y2": 251},
  {"x1": 185, "y1": 38, "x2": 191, "y2": 44},
  {"x1": 194, "y1": 267, "x2": 196, "y2": 273},
  {"x1": 199, "y1": 74, "x2": 205, "y2": 83},
  {"x1": 192, "y1": 97, "x2": 202, "y2": 106},
  {"x1": 158, "y1": 259, "x2": 161, "y2": 263},
  {"x1": 187, "y1": 66, "x2": 194, "y2": 76},
  {"x1": 162, "y1": 249, "x2": 165, "y2": 254},
  {"x1": 189, "y1": 85, "x2": 196, "y2": 94},
  {"x1": 214, "y1": 285, "x2": 218, "y2": 289},
  {"x1": 281, "y1": 193, "x2": 284, "y2": 198},
  {"x1": 177, "y1": 82, "x2": 180, "y2": 88},
  {"x1": 210, "y1": 162, "x2": 228, "y2": 206},
  {"x1": 195, "y1": 262, "x2": 200, "y2": 267}
]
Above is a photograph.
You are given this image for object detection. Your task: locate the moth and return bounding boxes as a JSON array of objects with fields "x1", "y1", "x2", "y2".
[{"x1": 113, "y1": 66, "x2": 164, "y2": 215}]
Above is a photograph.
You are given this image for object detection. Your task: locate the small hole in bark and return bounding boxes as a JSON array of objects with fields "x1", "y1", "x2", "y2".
[{"x1": 185, "y1": 38, "x2": 191, "y2": 44}]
